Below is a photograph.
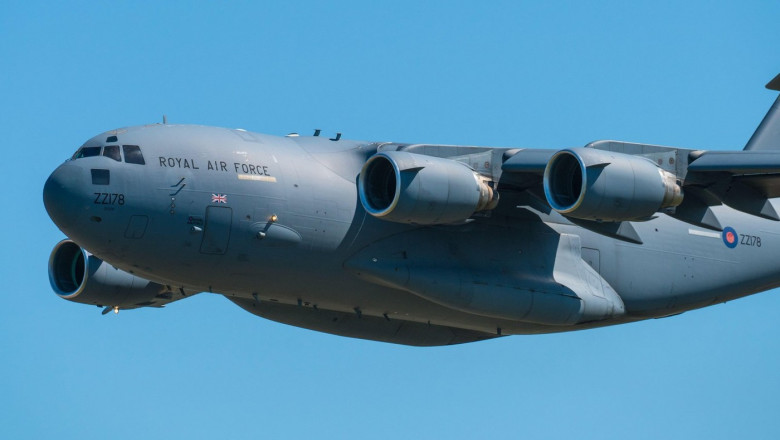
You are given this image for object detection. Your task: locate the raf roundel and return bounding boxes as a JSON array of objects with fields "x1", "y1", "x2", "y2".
[{"x1": 723, "y1": 226, "x2": 738, "y2": 248}]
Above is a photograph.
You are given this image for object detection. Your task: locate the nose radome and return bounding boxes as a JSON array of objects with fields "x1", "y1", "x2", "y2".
[{"x1": 43, "y1": 164, "x2": 84, "y2": 232}]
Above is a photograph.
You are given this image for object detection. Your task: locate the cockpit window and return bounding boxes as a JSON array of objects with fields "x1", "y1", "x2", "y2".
[
  {"x1": 103, "y1": 145, "x2": 121, "y2": 162},
  {"x1": 71, "y1": 144, "x2": 146, "y2": 164},
  {"x1": 123, "y1": 145, "x2": 145, "y2": 165},
  {"x1": 74, "y1": 146, "x2": 101, "y2": 159}
]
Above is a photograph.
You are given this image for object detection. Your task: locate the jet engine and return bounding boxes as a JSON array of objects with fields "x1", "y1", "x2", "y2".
[
  {"x1": 543, "y1": 148, "x2": 682, "y2": 221},
  {"x1": 358, "y1": 151, "x2": 498, "y2": 225},
  {"x1": 48, "y1": 240, "x2": 166, "y2": 310}
]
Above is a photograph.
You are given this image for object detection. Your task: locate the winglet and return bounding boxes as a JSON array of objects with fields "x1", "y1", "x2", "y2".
[{"x1": 767, "y1": 73, "x2": 780, "y2": 91}]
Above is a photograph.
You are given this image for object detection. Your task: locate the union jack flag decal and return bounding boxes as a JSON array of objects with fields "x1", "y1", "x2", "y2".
[{"x1": 211, "y1": 193, "x2": 227, "y2": 204}]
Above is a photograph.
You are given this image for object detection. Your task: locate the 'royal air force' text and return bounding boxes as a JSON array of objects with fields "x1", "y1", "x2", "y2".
[{"x1": 158, "y1": 156, "x2": 270, "y2": 176}]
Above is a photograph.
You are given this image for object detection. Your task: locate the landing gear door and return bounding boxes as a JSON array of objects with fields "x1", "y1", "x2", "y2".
[{"x1": 200, "y1": 206, "x2": 232, "y2": 255}]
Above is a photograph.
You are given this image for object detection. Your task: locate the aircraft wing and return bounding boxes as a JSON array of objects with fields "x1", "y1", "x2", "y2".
[
  {"x1": 687, "y1": 151, "x2": 780, "y2": 198},
  {"x1": 498, "y1": 144, "x2": 780, "y2": 238},
  {"x1": 498, "y1": 73, "x2": 780, "y2": 229},
  {"x1": 500, "y1": 148, "x2": 780, "y2": 199},
  {"x1": 501, "y1": 149, "x2": 557, "y2": 174},
  {"x1": 501, "y1": 145, "x2": 780, "y2": 193}
]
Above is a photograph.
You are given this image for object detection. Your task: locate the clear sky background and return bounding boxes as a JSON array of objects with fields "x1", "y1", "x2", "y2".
[{"x1": 2, "y1": 1, "x2": 780, "y2": 439}]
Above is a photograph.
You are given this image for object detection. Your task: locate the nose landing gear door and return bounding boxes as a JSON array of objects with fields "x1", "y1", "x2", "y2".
[{"x1": 200, "y1": 206, "x2": 232, "y2": 255}]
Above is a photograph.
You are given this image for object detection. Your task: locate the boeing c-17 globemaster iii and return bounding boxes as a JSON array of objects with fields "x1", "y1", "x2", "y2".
[{"x1": 43, "y1": 75, "x2": 780, "y2": 346}]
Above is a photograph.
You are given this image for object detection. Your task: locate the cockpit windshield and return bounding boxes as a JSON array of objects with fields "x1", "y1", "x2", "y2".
[
  {"x1": 103, "y1": 145, "x2": 121, "y2": 161},
  {"x1": 71, "y1": 145, "x2": 146, "y2": 165},
  {"x1": 73, "y1": 146, "x2": 101, "y2": 159},
  {"x1": 123, "y1": 145, "x2": 145, "y2": 164}
]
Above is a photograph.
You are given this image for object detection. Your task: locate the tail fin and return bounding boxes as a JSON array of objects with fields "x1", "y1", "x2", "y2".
[{"x1": 744, "y1": 73, "x2": 780, "y2": 151}]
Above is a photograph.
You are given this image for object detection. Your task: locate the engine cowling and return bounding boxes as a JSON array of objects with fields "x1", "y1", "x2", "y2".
[
  {"x1": 543, "y1": 148, "x2": 682, "y2": 221},
  {"x1": 48, "y1": 240, "x2": 166, "y2": 309},
  {"x1": 358, "y1": 151, "x2": 498, "y2": 225}
]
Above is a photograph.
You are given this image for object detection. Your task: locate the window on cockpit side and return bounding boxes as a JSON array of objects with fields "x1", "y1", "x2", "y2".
[
  {"x1": 123, "y1": 145, "x2": 145, "y2": 165},
  {"x1": 103, "y1": 145, "x2": 121, "y2": 161},
  {"x1": 74, "y1": 146, "x2": 101, "y2": 159}
]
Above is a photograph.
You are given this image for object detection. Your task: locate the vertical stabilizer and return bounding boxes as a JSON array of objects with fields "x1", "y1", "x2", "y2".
[{"x1": 744, "y1": 73, "x2": 780, "y2": 151}]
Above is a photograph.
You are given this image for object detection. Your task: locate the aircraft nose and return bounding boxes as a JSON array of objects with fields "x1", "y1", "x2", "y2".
[{"x1": 43, "y1": 163, "x2": 84, "y2": 232}]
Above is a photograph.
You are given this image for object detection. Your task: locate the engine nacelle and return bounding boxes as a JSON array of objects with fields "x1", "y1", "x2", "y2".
[
  {"x1": 358, "y1": 151, "x2": 498, "y2": 225},
  {"x1": 48, "y1": 240, "x2": 165, "y2": 310},
  {"x1": 543, "y1": 148, "x2": 683, "y2": 221}
]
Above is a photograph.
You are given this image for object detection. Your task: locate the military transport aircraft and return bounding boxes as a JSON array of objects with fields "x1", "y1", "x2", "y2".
[{"x1": 44, "y1": 75, "x2": 780, "y2": 346}]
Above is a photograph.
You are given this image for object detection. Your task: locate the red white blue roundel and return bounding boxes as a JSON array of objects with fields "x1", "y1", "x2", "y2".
[{"x1": 722, "y1": 227, "x2": 738, "y2": 248}]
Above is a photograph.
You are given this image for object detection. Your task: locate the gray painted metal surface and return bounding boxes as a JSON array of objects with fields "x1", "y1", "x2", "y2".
[{"x1": 42, "y1": 75, "x2": 780, "y2": 345}]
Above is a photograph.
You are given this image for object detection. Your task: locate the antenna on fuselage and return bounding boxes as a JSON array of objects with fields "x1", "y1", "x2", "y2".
[
  {"x1": 313, "y1": 129, "x2": 321, "y2": 136},
  {"x1": 162, "y1": 115, "x2": 168, "y2": 124}
]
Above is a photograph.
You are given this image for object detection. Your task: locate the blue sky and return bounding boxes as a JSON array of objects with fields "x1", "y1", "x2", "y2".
[{"x1": 2, "y1": 1, "x2": 780, "y2": 438}]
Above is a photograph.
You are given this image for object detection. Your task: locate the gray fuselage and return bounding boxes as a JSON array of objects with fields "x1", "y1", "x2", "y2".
[{"x1": 43, "y1": 124, "x2": 780, "y2": 339}]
